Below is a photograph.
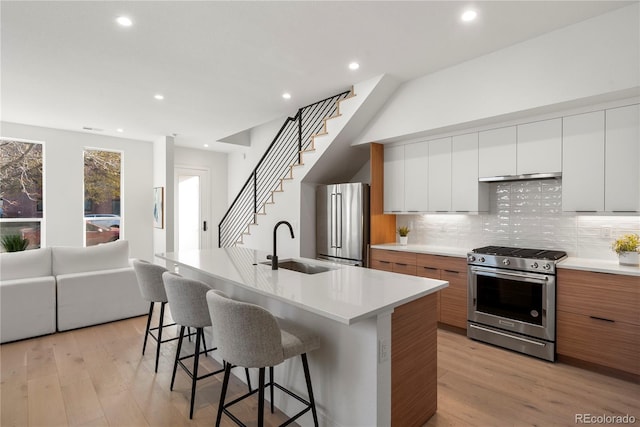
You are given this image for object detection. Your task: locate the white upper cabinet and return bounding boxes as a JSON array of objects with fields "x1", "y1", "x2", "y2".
[
  {"x1": 517, "y1": 118, "x2": 562, "y2": 175},
  {"x1": 478, "y1": 126, "x2": 517, "y2": 178},
  {"x1": 605, "y1": 104, "x2": 640, "y2": 212},
  {"x1": 404, "y1": 141, "x2": 429, "y2": 212},
  {"x1": 452, "y1": 133, "x2": 489, "y2": 212},
  {"x1": 428, "y1": 137, "x2": 452, "y2": 212},
  {"x1": 562, "y1": 111, "x2": 605, "y2": 212},
  {"x1": 384, "y1": 145, "x2": 404, "y2": 212}
]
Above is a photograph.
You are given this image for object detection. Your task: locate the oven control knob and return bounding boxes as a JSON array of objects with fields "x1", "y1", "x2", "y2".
[
  {"x1": 468, "y1": 255, "x2": 476, "y2": 262},
  {"x1": 543, "y1": 263, "x2": 551, "y2": 270},
  {"x1": 478, "y1": 257, "x2": 485, "y2": 263},
  {"x1": 502, "y1": 259, "x2": 510, "y2": 266},
  {"x1": 531, "y1": 262, "x2": 539, "y2": 269}
]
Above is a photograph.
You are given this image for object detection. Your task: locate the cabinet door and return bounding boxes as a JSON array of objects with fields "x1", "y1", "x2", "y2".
[
  {"x1": 517, "y1": 118, "x2": 562, "y2": 175},
  {"x1": 452, "y1": 133, "x2": 488, "y2": 212},
  {"x1": 439, "y1": 269, "x2": 468, "y2": 329},
  {"x1": 562, "y1": 111, "x2": 605, "y2": 212},
  {"x1": 384, "y1": 145, "x2": 404, "y2": 213},
  {"x1": 478, "y1": 126, "x2": 517, "y2": 178},
  {"x1": 404, "y1": 141, "x2": 429, "y2": 212},
  {"x1": 428, "y1": 137, "x2": 452, "y2": 212},
  {"x1": 605, "y1": 104, "x2": 640, "y2": 212}
]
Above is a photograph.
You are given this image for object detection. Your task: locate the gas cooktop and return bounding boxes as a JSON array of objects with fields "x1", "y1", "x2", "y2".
[{"x1": 471, "y1": 246, "x2": 567, "y2": 261}]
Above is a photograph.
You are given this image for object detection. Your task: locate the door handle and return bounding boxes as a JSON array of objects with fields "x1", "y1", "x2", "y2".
[{"x1": 203, "y1": 221, "x2": 207, "y2": 231}]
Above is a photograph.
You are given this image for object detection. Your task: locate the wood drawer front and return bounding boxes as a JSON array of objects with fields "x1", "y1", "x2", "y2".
[
  {"x1": 557, "y1": 310, "x2": 640, "y2": 375},
  {"x1": 416, "y1": 265, "x2": 440, "y2": 279},
  {"x1": 371, "y1": 258, "x2": 394, "y2": 272},
  {"x1": 416, "y1": 253, "x2": 466, "y2": 272},
  {"x1": 439, "y1": 270, "x2": 468, "y2": 329},
  {"x1": 557, "y1": 269, "x2": 640, "y2": 325},
  {"x1": 393, "y1": 263, "x2": 417, "y2": 276},
  {"x1": 371, "y1": 249, "x2": 417, "y2": 265}
]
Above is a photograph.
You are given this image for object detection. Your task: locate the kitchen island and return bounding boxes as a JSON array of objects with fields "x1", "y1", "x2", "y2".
[{"x1": 157, "y1": 247, "x2": 448, "y2": 427}]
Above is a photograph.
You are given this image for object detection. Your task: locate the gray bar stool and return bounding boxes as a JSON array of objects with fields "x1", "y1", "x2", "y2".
[
  {"x1": 133, "y1": 259, "x2": 180, "y2": 372},
  {"x1": 162, "y1": 272, "x2": 251, "y2": 419},
  {"x1": 206, "y1": 290, "x2": 320, "y2": 427}
]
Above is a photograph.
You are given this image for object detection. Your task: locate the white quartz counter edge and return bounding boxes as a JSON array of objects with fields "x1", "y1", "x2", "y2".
[
  {"x1": 371, "y1": 243, "x2": 468, "y2": 258},
  {"x1": 157, "y1": 248, "x2": 448, "y2": 325},
  {"x1": 558, "y1": 257, "x2": 640, "y2": 277}
]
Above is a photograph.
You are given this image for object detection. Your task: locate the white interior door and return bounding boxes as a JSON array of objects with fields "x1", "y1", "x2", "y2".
[{"x1": 175, "y1": 167, "x2": 210, "y2": 251}]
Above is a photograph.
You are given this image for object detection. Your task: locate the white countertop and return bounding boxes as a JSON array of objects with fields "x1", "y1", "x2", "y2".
[
  {"x1": 157, "y1": 247, "x2": 448, "y2": 325},
  {"x1": 558, "y1": 257, "x2": 640, "y2": 277},
  {"x1": 370, "y1": 243, "x2": 468, "y2": 258}
]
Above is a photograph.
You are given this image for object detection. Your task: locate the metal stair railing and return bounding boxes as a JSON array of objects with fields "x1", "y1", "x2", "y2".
[{"x1": 218, "y1": 89, "x2": 352, "y2": 247}]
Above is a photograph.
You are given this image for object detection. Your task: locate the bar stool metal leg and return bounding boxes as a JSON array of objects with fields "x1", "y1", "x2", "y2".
[
  {"x1": 155, "y1": 302, "x2": 166, "y2": 372},
  {"x1": 142, "y1": 301, "x2": 154, "y2": 355},
  {"x1": 258, "y1": 367, "x2": 265, "y2": 427},
  {"x1": 269, "y1": 366, "x2": 274, "y2": 413},
  {"x1": 302, "y1": 354, "x2": 319, "y2": 427},
  {"x1": 189, "y1": 328, "x2": 202, "y2": 419},
  {"x1": 216, "y1": 363, "x2": 232, "y2": 427},
  {"x1": 171, "y1": 326, "x2": 185, "y2": 391}
]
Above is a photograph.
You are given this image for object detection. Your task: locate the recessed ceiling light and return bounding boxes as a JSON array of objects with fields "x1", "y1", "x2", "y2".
[
  {"x1": 116, "y1": 16, "x2": 133, "y2": 27},
  {"x1": 461, "y1": 10, "x2": 477, "y2": 22},
  {"x1": 204, "y1": 144, "x2": 209, "y2": 148},
  {"x1": 116, "y1": 128, "x2": 124, "y2": 133},
  {"x1": 282, "y1": 93, "x2": 291, "y2": 100},
  {"x1": 154, "y1": 94, "x2": 164, "y2": 100},
  {"x1": 348, "y1": 62, "x2": 360, "y2": 71}
]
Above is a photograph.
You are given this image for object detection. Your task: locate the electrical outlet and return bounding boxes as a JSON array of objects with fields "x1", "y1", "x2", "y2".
[
  {"x1": 378, "y1": 338, "x2": 390, "y2": 363},
  {"x1": 601, "y1": 227, "x2": 611, "y2": 238}
]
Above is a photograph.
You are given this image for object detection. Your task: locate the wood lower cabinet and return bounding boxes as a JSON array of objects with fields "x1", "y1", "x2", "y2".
[
  {"x1": 370, "y1": 249, "x2": 417, "y2": 275},
  {"x1": 371, "y1": 249, "x2": 467, "y2": 329},
  {"x1": 557, "y1": 269, "x2": 640, "y2": 376}
]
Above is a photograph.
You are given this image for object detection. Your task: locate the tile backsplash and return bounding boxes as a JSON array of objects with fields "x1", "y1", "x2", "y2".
[{"x1": 396, "y1": 178, "x2": 640, "y2": 260}]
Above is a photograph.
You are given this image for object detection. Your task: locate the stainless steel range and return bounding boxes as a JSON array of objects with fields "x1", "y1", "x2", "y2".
[{"x1": 467, "y1": 246, "x2": 567, "y2": 362}]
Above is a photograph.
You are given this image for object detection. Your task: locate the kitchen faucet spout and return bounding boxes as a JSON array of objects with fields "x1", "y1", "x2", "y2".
[{"x1": 267, "y1": 220, "x2": 295, "y2": 270}]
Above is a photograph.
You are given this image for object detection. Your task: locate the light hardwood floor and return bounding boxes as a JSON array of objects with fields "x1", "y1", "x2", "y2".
[{"x1": 1, "y1": 310, "x2": 639, "y2": 427}]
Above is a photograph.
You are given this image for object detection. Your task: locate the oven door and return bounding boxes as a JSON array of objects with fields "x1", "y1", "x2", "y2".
[{"x1": 468, "y1": 266, "x2": 555, "y2": 341}]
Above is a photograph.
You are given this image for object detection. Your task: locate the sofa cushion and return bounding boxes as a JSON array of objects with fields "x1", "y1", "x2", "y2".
[
  {"x1": 0, "y1": 247, "x2": 53, "y2": 280},
  {"x1": 52, "y1": 240, "x2": 130, "y2": 275}
]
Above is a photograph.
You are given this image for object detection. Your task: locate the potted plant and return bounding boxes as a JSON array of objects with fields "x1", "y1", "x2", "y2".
[
  {"x1": 1, "y1": 234, "x2": 29, "y2": 252},
  {"x1": 611, "y1": 233, "x2": 639, "y2": 266},
  {"x1": 397, "y1": 226, "x2": 410, "y2": 246}
]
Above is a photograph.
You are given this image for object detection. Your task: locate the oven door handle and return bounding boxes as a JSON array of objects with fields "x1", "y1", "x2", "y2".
[
  {"x1": 469, "y1": 324, "x2": 546, "y2": 347},
  {"x1": 470, "y1": 266, "x2": 549, "y2": 282}
]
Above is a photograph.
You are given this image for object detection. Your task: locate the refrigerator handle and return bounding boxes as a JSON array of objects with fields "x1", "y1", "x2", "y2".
[
  {"x1": 330, "y1": 193, "x2": 336, "y2": 248},
  {"x1": 337, "y1": 193, "x2": 343, "y2": 248}
]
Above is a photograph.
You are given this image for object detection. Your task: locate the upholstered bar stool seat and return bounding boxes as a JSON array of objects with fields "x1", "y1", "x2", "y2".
[
  {"x1": 206, "y1": 290, "x2": 320, "y2": 427},
  {"x1": 133, "y1": 259, "x2": 180, "y2": 372},
  {"x1": 162, "y1": 272, "x2": 250, "y2": 419}
]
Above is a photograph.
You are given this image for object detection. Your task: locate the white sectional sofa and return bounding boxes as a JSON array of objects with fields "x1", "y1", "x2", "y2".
[
  {"x1": 0, "y1": 247, "x2": 57, "y2": 343},
  {"x1": 53, "y1": 240, "x2": 147, "y2": 331},
  {"x1": 0, "y1": 240, "x2": 147, "y2": 343}
]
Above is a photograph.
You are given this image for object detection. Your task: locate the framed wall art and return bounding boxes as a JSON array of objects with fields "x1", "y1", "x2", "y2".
[{"x1": 153, "y1": 187, "x2": 164, "y2": 229}]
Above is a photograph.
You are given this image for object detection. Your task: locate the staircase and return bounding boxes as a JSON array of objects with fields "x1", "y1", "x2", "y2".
[{"x1": 218, "y1": 88, "x2": 355, "y2": 247}]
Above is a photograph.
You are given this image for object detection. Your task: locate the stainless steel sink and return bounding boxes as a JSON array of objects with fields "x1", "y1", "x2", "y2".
[{"x1": 260, "y1": 260, "x2": 336, "y2": 275}]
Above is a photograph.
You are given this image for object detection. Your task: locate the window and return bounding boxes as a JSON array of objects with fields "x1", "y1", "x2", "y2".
[
  {"x1": 0, "y1": 138, "x2": 44, "y2": 250},
  {"x1": 83, "y1": 149, "x2": 122, "y2": 246}
]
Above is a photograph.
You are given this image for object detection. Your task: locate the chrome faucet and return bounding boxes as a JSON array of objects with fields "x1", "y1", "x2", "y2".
[{"x1": 267, "y1": 220, "x2": 295, "y2": 270}]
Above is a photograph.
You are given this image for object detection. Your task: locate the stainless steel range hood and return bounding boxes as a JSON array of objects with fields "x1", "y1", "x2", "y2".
[{"x1": 479, "y1": 172, "x2": 562, "y2": 183}]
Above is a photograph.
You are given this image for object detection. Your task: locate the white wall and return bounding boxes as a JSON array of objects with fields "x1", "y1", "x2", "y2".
[
  {"x1": 1, "y1": 121, "x2": 154, "y2": 260},
  {"x1": 354, "y1": 3, "x2": 640, "y2": 144},
  {"x1": 227, "y1": 115, "x2": 287, "y2": 205},
  {"x1": 174, "y1": 146, "x2": 228, "y2": 248}
]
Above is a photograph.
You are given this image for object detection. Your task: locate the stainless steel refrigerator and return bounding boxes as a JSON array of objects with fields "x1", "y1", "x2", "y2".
[{"x1": 316, "y1": 183, "x2": 370, "y2": 266}]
